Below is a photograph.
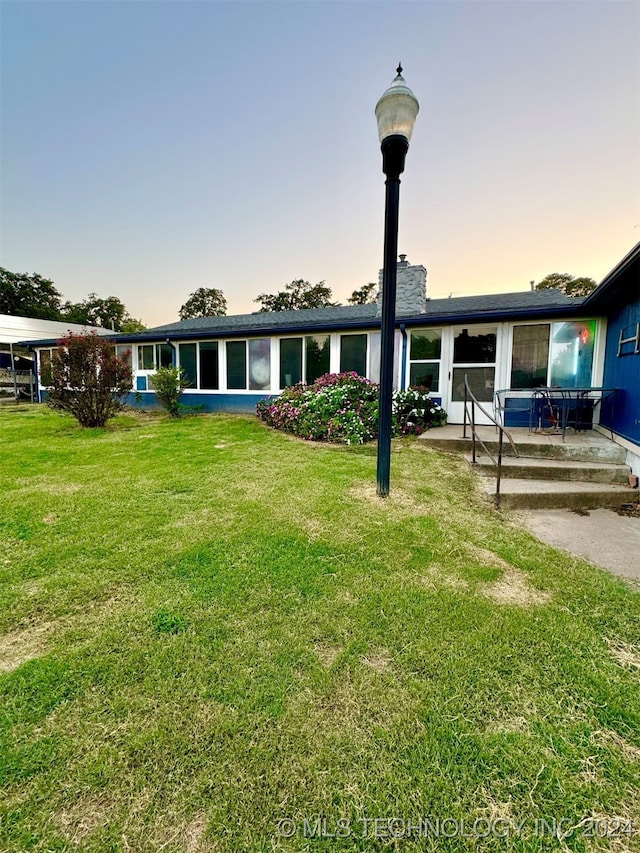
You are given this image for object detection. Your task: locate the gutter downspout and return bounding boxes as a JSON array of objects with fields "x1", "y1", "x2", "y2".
[
  {"x1": 165, "y1": 338, "x2": 177, "y2": 366},
  {"x1": 400, "y1": 323, "x2": 408, "y2": 390}
]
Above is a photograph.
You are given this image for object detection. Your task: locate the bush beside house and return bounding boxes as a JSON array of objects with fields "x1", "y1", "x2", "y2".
[
  {"x1": 256, "y1": 372, "x2": 446, "y2": 445},
  {"x1": 44, "y1": 331, "x2": 132, "y2": 427}
]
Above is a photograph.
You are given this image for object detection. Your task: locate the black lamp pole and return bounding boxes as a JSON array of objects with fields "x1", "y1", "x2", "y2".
[
  {"x1": 374, "y1": 64, "x2": 418, "y2": 497},
  {"x1": 376, "y1": 135, "x2": 409, "y2": 497}
]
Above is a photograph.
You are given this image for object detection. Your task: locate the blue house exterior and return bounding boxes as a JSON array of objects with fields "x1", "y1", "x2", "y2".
[
  {"x1": 583, "y1": 242, "x2": 640, "y2": 471},
  {"x1": 23, "y1": 246, "x2": 640, "y2": 475}
]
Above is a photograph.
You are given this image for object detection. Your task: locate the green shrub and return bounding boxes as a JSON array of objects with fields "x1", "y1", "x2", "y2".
[{"x1": 149, "y1": 366, "x2": 189, "y2": 417}]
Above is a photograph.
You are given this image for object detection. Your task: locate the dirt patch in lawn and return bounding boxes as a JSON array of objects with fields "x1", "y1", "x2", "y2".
[
  {"x1": 481, "y1": 568, "x2": 551, "y2": 607},
  {"x1": 349, "y1": 483, "x2": 426, "y2": 513},
  {"x1": 605, "y1": 638, "x2": 640, "y2": 671},
  {"x1": 591, "y1": 729, "x2": 640, "y2": 763},
  {"x1": 409, "y1": 565, "x2": 471, "y2": 592},
  {"x1": 314, "y1": 643, "x2": 342, "y2": 668},
  {"x1": 15, "y1": 476, "x2": 82, "y2": 496},
  {"x1": 0, "y1": 595, "x2": 134, "y2": 673},
  {"x1": 465, "y1": 545, "x2": 512, "y2": 569},
  {"x1": 57, "y1": 794, "x2": 113, "y2": 844},
  {"x1": 361, "y1": 648, "x2": 393, "y2": 673},
  {"x1": 0, "y1": 621, "x2": 59, "y2": 673}
]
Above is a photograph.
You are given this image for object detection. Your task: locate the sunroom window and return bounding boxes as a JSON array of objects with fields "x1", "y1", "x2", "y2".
[
  {"x1": 510, "y1": 325, "x2": 550, "y2": 389},
  {"x1": 138, "y1": 343, "x2": 173, "y2": 371},
  {"x1": 138, "y1": 344, "x2": 155, "y2": 371},
  {"x1": 199, "y1": 342, "x2": 219, "y2": 390},
  {"x1": 305, "y1": 335, "x2": 330, "y2": 383},
  {"x1": 509, "y1": 321, "x2": 596, "y2": 389},
  {"x1": 340, "y1": 334, "x2": 367, "y2": 376},
  {"x1": 549, "y1": 321, "x2": 595, "y2": 388},
  {"x1": 279, "y1": 338, "x2": 303, "y2": 387},
  {"x1": 409, "y1": 330, "x2": 441, "y2": 391},
  {"x1": 115, "y1": 345, "x2": 132, "y2": 368},
  {"x1": 178, "y1": 343, "x2": 197, "y2": 388},
  {"x1": 248, "y1": 339, "x2": 271, "y2": 391},
  {"x1": 278, "y1": 336, "x2": 331, "y2": 387}
]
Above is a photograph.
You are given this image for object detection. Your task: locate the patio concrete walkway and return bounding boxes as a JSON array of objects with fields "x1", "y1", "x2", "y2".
[{"x1": 520, "y1": 507, "x2": 640, "y2": 584}]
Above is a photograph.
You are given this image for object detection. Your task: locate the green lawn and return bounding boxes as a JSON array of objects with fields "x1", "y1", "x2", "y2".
[{"x1": 1, "y1": 406, "x2": 639, "y2": 852}]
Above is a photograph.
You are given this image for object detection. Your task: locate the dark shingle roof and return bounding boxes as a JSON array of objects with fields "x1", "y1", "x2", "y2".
[
  {"x1": 20, "y1": 289, "x2": 586, "y2": 347},
  {"x1": 112, "y1": 289, "x2": 583, "y2": 343}
]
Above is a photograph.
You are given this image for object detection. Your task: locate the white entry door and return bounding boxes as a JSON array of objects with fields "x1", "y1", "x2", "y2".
[{"x1": 447, "y1": 325, "x2": 498, "y2": 424}]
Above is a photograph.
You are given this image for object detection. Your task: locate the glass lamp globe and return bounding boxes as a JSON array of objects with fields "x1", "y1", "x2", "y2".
[{"x1": 375, "y1": 65, "x2": 420, "y2": 144}]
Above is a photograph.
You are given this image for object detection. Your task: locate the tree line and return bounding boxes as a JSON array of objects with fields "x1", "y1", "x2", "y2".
[
  {"x1": 0, "y1": 268, "x2": 146, "y2": 332},
  {"x1": 1, "y1": 266, "x2": 597, "y2": 327}
]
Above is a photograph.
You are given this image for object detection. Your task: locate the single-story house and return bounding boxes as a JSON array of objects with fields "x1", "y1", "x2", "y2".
[{"x1": 22, "y1": 244, "x2": 640, "y2": 473}]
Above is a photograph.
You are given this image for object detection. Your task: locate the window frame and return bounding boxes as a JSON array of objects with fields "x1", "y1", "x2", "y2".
[{"x1": 407, "y1": 328, "x2": 442, "y2": 392}]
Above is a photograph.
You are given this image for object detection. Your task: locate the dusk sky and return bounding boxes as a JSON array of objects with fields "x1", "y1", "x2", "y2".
[{"x1": 2, "y1": 0, "x2": 639, "y2": 328}]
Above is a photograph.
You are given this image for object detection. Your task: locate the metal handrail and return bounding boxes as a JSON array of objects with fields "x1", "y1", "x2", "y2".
[{"x1": 463, "y1": 375, "x2": 518, "y2": 509}]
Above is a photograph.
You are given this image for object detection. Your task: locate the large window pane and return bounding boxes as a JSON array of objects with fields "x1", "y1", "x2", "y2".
[
  {"x1": 280, "y1": 338, "x2": 302, "y2": 387},
  {"x1": 138, "y1": 344, "x2": 154, "y2": 370},
  {"x1": 157, "y1": 343, "x2": 173, "y2": 368},
  {"x1": 510, "y1": 324, "x2": 550, "y2": 389},
  {"x1": 226, "y1": 341, "x2": 247, "y2": 390},
  {"x1": 409, "y1": 363, "x2": 440, "y2": 391},
  {"x1": 249, "y1": 339, "x2": 271, "y2": 390},
  {"x1": 368, "y1": 332, "x2": 381, "y2": 383},
  {"x1": 340, "y1": 334, "x2": 367, "y2": 376},
  {"x1": 179, "y1": 343, "x2": 197, "y2": 388},
  {"x1": 410, "y1": 330, "x2": 441, "y2": 360},
  {"x1": 452, "y1": 367, "x2": 495, "y2": 402},
  {"x1": 453, "y1": 327, "x2": 497, "y2": 364},
  {"x1": 305, "y1": 335, "x2": 330, "y2": 383},
  {"x1": 115, "y1": 345, "x2": 132, "y2": 369},
  {"x1": 549, "y1": 321, "x2": 595, "y2": 388},
  {"x1": 39, "y1": 350, "x2": 52, "y2": 385},
  {"x1": 199, "y1": 342, "x2": 219, "y2": 390}
]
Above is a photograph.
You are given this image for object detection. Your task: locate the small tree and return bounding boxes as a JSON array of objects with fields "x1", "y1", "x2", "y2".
[
  {"x1": 255, "y1": 279, "x2": 338, "y2": 312},
  {"x1": 179, "y1": 288, "x2": 227, "y2": 320},
  {"x1": 44, "y1": 332, "x2": 133, "y2": 427},
  {"x1": 150, "y1": 366, "x2": 189, "y2": 417},
  {"x1": 348, "y1": 282, "x2": 378, "y2": 305},
  {"x1": 535, "y1": 273, "x2": 597, "y2": 297}
]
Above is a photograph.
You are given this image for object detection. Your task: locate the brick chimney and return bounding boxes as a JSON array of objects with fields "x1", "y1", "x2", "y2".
[{"x1": 376, "y1": 255, "x2": 427, "y2": 316}]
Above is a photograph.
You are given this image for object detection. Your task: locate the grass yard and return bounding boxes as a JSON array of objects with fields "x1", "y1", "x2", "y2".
[{"x1": 1, "y1": 406, "x2": 639, "y2": 852}]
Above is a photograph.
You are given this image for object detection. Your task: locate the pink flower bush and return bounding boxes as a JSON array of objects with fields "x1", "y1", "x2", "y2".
[{"x1": 256, "y1": 374, "x2": 446, "y2": 445}]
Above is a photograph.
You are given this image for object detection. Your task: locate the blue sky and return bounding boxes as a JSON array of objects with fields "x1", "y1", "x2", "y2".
[{"x1": 2, "y1": 0, "x2": 638, "y2": 327}]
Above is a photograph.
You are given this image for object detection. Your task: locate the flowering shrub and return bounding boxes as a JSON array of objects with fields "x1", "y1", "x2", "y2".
[
  {"x1": 256, "y1": 373, "x2": 446, "y2": 445},
  {"x1": 44, "y1": 331, "x2": 132, "y2": 427},
  {"x1": 392, "y1": 385, "x2": 447, "y2": 436}
]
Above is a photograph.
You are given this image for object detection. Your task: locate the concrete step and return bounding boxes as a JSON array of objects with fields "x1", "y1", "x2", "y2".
[
  {"x1": 466, "y1": 454, "x2": 631, "y2": 485},
  {"x1": 422, "y1": 433, "x2": 627, "y2": 464},
  {"x1": 482, "y1": 478, "x2": 635, "y2": 510}
]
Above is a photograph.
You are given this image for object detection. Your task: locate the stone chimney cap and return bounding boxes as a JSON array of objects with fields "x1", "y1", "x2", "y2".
[{"x1": 399, "y1": 254, "x2": 408, "y2": 264}]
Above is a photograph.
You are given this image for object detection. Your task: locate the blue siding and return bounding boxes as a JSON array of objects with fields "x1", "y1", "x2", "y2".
[
  {"x1": 599, "y1": 295, "x2": 640, "y2": 447},
  {"x1": 126, "y1": 392, "x2": 269, "y2": 413}
]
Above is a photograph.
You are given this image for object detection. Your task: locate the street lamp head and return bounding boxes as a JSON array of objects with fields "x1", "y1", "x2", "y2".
[{"x1": 375, "y1": 64, "x2": 420, "y2": 144}]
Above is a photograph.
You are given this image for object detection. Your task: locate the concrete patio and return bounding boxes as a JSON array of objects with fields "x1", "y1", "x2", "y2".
[{"x1": 418, "y1": 425, "x2": 638, "y2": 510}]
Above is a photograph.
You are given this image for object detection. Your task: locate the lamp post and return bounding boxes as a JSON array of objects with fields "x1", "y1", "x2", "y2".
[{"x1": 375, "y1": 64, "x2": 419, "y2": 496}]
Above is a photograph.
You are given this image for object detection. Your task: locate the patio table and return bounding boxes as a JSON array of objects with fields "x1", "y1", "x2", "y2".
[{"x1": 531, "y1": 387, "x2": 619, "y2": 440}]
